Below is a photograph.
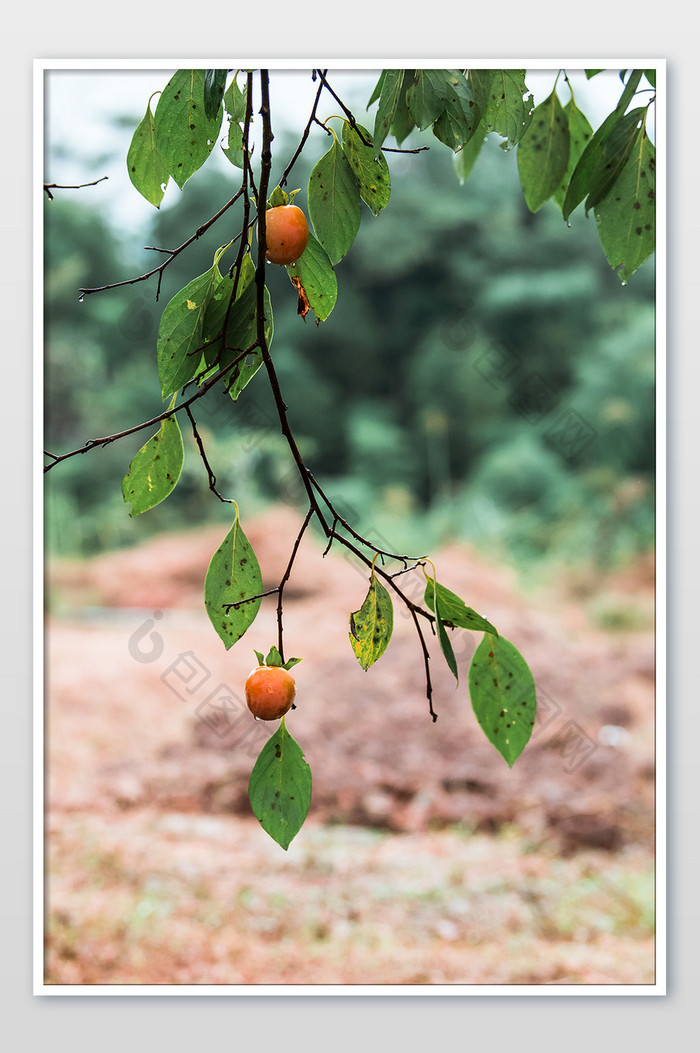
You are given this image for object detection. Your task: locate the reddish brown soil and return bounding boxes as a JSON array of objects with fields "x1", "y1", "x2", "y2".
[{"x1": 44, "y1": 506, "x2": 657, "y2": 986}]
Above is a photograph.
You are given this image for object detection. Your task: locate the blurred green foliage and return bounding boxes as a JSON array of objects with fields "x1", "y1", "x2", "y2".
[{"x1": 44, "y1": 110, "x2": 655, "y2": 577}]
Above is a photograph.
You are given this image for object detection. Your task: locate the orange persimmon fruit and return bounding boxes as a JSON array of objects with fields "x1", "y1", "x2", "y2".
[
  {"x1": 263, "y1": 204, "x2": 309, "y2": 265},
  {"x1": 245, "y1": 664, "x2": 297, "y2": 720}
]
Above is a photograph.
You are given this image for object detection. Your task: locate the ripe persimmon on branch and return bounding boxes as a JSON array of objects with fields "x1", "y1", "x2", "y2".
[{"x1": 44, "y1": 66, "x2": 656, "y2": 850}]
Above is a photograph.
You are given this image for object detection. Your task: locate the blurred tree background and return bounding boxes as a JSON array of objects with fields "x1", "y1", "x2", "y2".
[{"x1": 44, "y1": 72, "x2": 655, "y2": 585}]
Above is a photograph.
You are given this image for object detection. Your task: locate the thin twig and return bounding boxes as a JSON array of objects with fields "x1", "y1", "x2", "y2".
[
  {"x1": 313, "y1": 70, "x2": 372, "y2": 146},
  {"x1": 322, "y1": 517, "x2": 338, "y2": 557},
  {"x1": 275, "y1": 507, "x2": 314, "y2": 661},
  {"x1": 77, "y1": 187, "x2": 245, "y2": 301},
  {"x1": 223, "y1": 588, "x2": 280, "y2": 611},
  {"x1": 44, "y1": 176, "x2": 108, "y2": 200},
  {"x1": 184, "y1": 405, "x2": 233, "y2": 503},
  {"x1": 331, "y1": 528, "x2": 437, "y2": 719},
  {"x1": 279, "y1": 70, "x2": 327, "y2": 187},
  {"x1": 388, "y1": 560, "x2": 428, "y2": 579},
  {"x1": 44, "y1": 344, "x2": 256, "y2": 473},
  {"x1": 308, "y1": 472, "x2": 422, "y2": 564},
  {"x1": 311, "y1": 70, "x2": 429, "y2": 155},
  {"x1": 408, "y1": 605, "x2": 437, "y2": 720},
  {"x1": 383, "y1": 144, "x2": 430, "y2": 155}
]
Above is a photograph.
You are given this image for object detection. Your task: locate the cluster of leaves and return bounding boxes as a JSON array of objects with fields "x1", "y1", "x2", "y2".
[
  {"x1": 368, "y1": 68, "x2": 656, "y2": 282},
  {"x1": 351, "y1": 562, "x2": 536, "y2": 768},
  {"x1": 51, "y1": 65, "x2": 656, "y2": 849}
]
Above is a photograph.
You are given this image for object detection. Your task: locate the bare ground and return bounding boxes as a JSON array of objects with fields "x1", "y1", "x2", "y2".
[{"x1": 44, "y1": 506, "x2": 656, "y2": 986}]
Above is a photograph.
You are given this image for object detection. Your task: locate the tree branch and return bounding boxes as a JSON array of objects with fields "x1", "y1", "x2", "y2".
[
  {"x1": 279, "y1": 70, "x2": 328, "y2": 188},
  {"x1": 308, "y1": 472, "x2": 424, "y2": 565},
  {"x1": 312, "y1": 70, "x2": 429, "y2": 155},
  {"x1": 77, "y1": 187, "x2": 245, "y2": 302},
  {"x1": 184, "y1": 405, "x2": 233, "y2": 504},
  {"x1": 313, "y1": 70, "x2": 373, "y2": 146},
  {"x1": 43, "y1": 345, "x2": 256, "y2": 473},
  {"x1": 44, "y1": 176, "x2": 108, "y2": 200},
  {"x1": 275, "y1": 507, "x2": 314, "y2": 661},
  {"x1": 239, "y1": 69, "x2": 438, "y2": 716},
  {"x1": 252, "y1": 70, "x2": 331, "y2": 536},
  {"x1": 51, "y1": 68, "x2": 441, "y2": 720}
]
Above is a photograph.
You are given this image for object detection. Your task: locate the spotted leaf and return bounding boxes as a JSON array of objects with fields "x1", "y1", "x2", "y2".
[
  {"x1": 248, "y1": 719, "x2": 312, "y2": 851},
  {"x1": 468, "y1": 634, "x2": 537, "y2": 767},
  {"x1": 349, "y1": 571, "x2": 394, "y2": 670},
  {"x1": 204, "y1": 507, "x2": 262, "y2": 649}
]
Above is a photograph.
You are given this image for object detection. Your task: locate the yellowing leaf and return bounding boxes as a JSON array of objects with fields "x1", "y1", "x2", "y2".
[
  {"x1": 349, "y1": 571, "x2": 394, "y2": 670},
  {"x1": 121, "y1": 404, "x2": 184, "y2": 516}
]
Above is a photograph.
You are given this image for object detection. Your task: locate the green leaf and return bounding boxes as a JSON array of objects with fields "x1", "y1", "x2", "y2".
[
  {"x1": 226, "y1": 283, "x2": 272, "y2": 400},
  {"x1": 468, "y1": 69, "x2": 533, "y2": 149},
  {"x1": 204, "y1": 69, "x2": 228, "y2": 120},
  {"x1": 286, "y1": 233, "x2": 338, "y2": 322},
  {"x1": 372, "y1": 68, "x2": 404, "y2": 153},
  {"x1": 349, "y1": 571, "x2": 394, "y2": 670},
  {"x1": 248, "y1": 719, "x2": 312, "y2": 850},
  {"x1": 453, "y1": 126, "x2": 486, "y2": 184},
  {"x1": 157, "y1": 263, "x2": 223, "y2": 400},
  {"x1": 553, "y1": 98, "x2": 594, "y2": 209},
  {"x1": 644, "y1": 69, "x2": 656, "y2": 89},
  {"x1": 268, "y1": 185, "x2": 289, "y2": 208},
  {"x1": 585, "y1": 69, "x2": 605, "y2": 79},
  {"x1": 390, "y1": 70, "x2": 416, "y2": 144},
  {"x1": 200, "y1": 251, "x2": 252, "y2": 360},
  {"x1": 584, "y1": 106, "x2": 645, "y2": 213},
  {"x1": 560, "y1": 72, "x2": 640, "y2": 217},
  {"x1": 423, "y1": 580, "x2": 498, "y2": 636},
  {"x1": 199, "y1": 255, "x2": 272, "y2": 398},
  {"x1": 614, "y1": 71, "x2": 643, "y2": 117},
  {"x1": 595, "y1": 129, "x2": 655, "y2": 282},
  {"x1": 517, "y1": 89, "x2": 570, "y2": 212},
  {"x1": 204, "y1": 507, "x2": 263, "y2": 650},
  {"x1": 367, "y1": 70, "x2": 387, "y2": 107},
  {"x1": 265, "y1": 645, "x2": 283, "y2": 667},
  {"x1": 308, "y1": 136, "x2": 361, "y2": 265},
  {"x1": 261, "y1": 645, "x2": 302, "y2": 671},
  {"x1": 223, "y1": 74, "x2": 247, "y2": 121},
  {"x1": 153, "y1": 69, "x2": 223, "y2": 190},
  {"x1": 222, "y1": 120, "x2": 244, "y2": 168},
  {"x1": 432, "y1": 72, "x2": 479, "y2": 152},
  {"x1": 468, "y1": 634, "x2": 537, "y2": 767},
  {"x1": 121, "y1": 401, "x2": 184, "y2": 515},
  {"x1": 126, "y1": 95, "x2": 170, "y2": 207},
  {"x1": 341, "y1": 122, "x2": 391, "y2": 216},
  {"x1": 562, "y1": 107, "x2": 623, "y2": 220},
  {"x1": 428, "y1": 576, "x2": 458, "y2": 682},
  {"x1": 405, "y1": 69, "x2": 454, "y2": 130},
  {"x1": 210, "y1": 279, "x2": 272, "y2": 384}
]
